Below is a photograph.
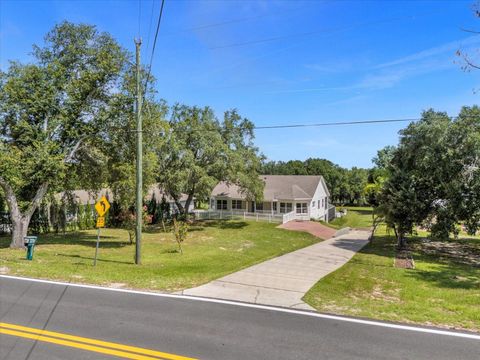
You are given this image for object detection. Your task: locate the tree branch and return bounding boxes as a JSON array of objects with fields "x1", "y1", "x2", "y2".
[
  {"x1": 25, "y1": 182, "x2": 49, "y2": 219},
  {"x1": 0, "y1": 175, "x2": 20, "y2": 217},
  {"x1": 170, "y1": 193, "x2": 185, "y2": 215},
  {"x1": 49, "y1": 124, "x2": 62, "y2": 140},
  {"x1": 464, "y1": 56, "x2": 480, "y2": 70},
  {"x1": 64, "y1": 137, "x2": 85, "y2": 163},
  {"x1": 458, "y1": 51, "x2": 480, "y2": 70}
]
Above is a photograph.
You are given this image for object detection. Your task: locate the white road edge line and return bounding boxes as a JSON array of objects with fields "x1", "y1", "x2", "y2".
[{"x1": 1, "y1": 274, "x2": 479, "y2": 341}]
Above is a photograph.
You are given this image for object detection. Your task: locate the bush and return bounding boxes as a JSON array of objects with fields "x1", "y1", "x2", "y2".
[{"x1": 172, "y1": 218, "x2": 189, "y2": 254}]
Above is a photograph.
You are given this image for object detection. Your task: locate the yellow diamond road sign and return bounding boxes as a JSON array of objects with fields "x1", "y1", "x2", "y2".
[{"x1": 95, "y1": 196, "x2": 110, "y2": 217}]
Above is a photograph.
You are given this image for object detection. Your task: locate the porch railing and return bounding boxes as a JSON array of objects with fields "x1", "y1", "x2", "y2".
[
  {"x1": 327, "y1": 204, "x2": 336, "y2": 222},
  {"x1": 281, "y1": 211, "x2": 296, "y2": 223},
  {"x1": 194, "y1": 210, "x2": 296, "y2": 224}
]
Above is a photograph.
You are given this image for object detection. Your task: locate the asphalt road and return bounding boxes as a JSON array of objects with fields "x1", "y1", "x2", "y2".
[{"x1": 1, "y1": 276, "x2": 479, "y2": 360}]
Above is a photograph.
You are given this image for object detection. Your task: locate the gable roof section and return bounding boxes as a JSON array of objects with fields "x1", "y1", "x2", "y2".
[
  {"x1": 212, "y1": 175, "x2": 328, "y2": 201},
  {"x1": 57, "y1": 184, "x2": 190, "y2": 205}
]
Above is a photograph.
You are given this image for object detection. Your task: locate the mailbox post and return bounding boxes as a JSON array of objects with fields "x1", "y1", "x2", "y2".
[{"x1": 24, "y1": 236, "x2": 37, "y2": 260}]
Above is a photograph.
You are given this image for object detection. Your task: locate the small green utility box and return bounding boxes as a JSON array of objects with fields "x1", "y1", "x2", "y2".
[{"x1": 24, "y1": 236, "x2": 37, "y2": 260}]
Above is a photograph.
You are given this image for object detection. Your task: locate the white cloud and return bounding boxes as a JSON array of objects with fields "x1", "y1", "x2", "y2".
[{"x1": 375, "y1": 36, "x2": 480, "y2": 69}]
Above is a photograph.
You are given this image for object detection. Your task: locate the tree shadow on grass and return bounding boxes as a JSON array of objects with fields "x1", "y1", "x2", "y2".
[
  {"x1": 144, "y1": 225, "x2": 172, "y2": 234},
  {"x1": 56, "y1": 254, "x2": 133, "y2": 265},
  {"x1": 0, "y1": 233, "x2": 130, "y2": 249},
  {"x1": 338, "y1": 235, "x2": 395, "y2": 261},
  {"x1": 406, "y1": 265, "x2": 479, "y2": 290},
  {"x1": 199, "y1": 220, "x2": 249, "y2": 230},
  {"x1": 42, "y1": 234, "x2": 131, "y2": 248},
  {"x1": 404, "y1": 237, "x2": 480, "y2": 290},
  {"x1": 0, "y1": 236, "x2": 11, "y2": 249},
  {"x1": 347, "y1": 209, "x2": 373, "y2": 216},
  {"x1": 331, "y1": 238, "x2": 372, "y2": 252}
]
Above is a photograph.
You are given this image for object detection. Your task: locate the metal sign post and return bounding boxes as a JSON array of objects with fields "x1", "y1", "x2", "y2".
[
  {"x1": 94, "y1": 227, "x2": 100, "y2": 266},
  {"x1": 93, "y1": 196, "x2": 110, "y2": 267}
]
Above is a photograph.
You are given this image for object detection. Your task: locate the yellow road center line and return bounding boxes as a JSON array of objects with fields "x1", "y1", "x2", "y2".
[{"x1": 0, "y1": 323, "x2": 197, "y2": 360}]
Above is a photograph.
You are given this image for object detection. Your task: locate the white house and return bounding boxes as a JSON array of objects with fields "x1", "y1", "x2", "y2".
[{"x1": 209, "y1": 175, "x2": 334, "y2": 222}]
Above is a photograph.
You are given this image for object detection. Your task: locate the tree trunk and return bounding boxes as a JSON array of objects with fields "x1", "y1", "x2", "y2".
[
  {"x1": 0, "y1": 177, "x2": 49, "y2": 248},
  {"x1": 397, "y1": 232, "x2": 407, "y2": 249},
  {"x1": 174, "y1": 199, "x2": 185, "y2": 217},
  {"x1": 170, "y1": 193, "x2": 186, "y2": 218},
  {"x1": 183, "y1": 193, "x2": 194, "y2": 219},
  {"x1": 11, "y1": 216, "x2": 30, "y2": 249},
  {"x1": 392, "y1": 224, "x2": 398, "y2": 240}
]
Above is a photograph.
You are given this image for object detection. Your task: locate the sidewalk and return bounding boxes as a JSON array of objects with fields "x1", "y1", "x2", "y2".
[{"x1": 182, "y1": 228, "x2": 371, "y2": 310}]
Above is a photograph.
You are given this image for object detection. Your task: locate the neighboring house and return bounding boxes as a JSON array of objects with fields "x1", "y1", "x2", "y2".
[
  {"x1": 209, "y1": 175, "x2": 334, "y2": 222},
  {"x1": 58, "y1": 184, "x2": 194, "y2": 214},
  {"x1": 146, "y1": 186, "x2": 195, "y2": 214}
]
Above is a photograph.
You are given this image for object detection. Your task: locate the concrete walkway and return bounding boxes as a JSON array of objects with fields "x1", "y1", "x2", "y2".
[{"x1": 182, "y1": 228, "x2": 371, "y2": 310}]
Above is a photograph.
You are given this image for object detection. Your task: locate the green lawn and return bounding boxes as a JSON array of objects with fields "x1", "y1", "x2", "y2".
[
  {"x1": 303, "y1": 231, "x2": 480, "y2": 331},
  {"x1": 324, "y1": 206, "x2": 374, "y2": 230},
  {"x1": 0, "y1": 220, "x2": 320, "y2": 292}
]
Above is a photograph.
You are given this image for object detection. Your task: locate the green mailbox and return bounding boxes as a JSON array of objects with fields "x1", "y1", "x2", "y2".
[{"x1": 24, "y1": 236, "x2": 37, "y2": 260}]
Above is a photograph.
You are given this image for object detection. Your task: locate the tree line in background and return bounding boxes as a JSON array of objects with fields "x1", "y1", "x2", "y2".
[{"x1": 261, "y1": 159, "x2": 369, "y2": 205}]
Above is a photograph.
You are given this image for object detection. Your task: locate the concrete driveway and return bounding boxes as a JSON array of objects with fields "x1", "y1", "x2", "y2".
[{"x1": 182, "y1": 226, "x2": 371, "y2": 310}]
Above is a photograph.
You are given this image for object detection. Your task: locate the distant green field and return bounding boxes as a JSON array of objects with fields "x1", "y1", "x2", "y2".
[
  {"x1": 0, "y1": 220, "x2": 320, "y2": 291},
  {"x1": 324, "y1": 206, "x2": 373, "y2": 229}
]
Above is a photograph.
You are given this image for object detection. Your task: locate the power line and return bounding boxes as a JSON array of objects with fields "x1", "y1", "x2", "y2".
[
  {"x1": 144, "y1": 0, "x2": 156, "y2": 56},
  {"x1": 251, "y1": 113, "x2": 480, "y2": 130},
  {"x1": 162, "y1": 14, "x2": 274, "y2": 36},
  {"x1": 143, "y1": 0, "x2": 165, "y2": 101},
  {"x1": 208, "y1": 10, "x2": 442, "y2": 50},
  {"x1": 117, "y1": 117, "x2": 419, "y2": 137},
  {"x1": 186, "y1": 114, "x2": 476, "y2": 133},
  {"x1": 253, "y1": 118, "x2": 418, "y2": 130},
  {"x1": 137, "y1": 0, "x2": 141, "y2": 38},
  {"x1": 159, "y1": 6, "x2": 306, "y2": 36}
]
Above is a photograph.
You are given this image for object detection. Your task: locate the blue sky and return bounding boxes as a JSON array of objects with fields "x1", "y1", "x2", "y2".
[{"x1": 1, "y1": 0, "x2": 480, "y2": 168}]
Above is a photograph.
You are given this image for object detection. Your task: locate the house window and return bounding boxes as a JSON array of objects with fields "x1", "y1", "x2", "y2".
[
  {"x1": 216, "y1": 199, "x2": 227, "y2": 210},
  {"x1": 312, "y1": 201, "x2": 315, "y2": 207},
  {"x1": 318, "y1": 200, "x2": 320, "y2": 208},
  {"x1": 296, "y1": 203, "x2": 308, "y2": 214},
  {"x1": 280, "y1": 202, "x2": 292, "y2": 213},
  {"x1": 321, "y1": 198, "x2": 324, "y2": 208},
  {"x1": 232, "y1": 200, "x2": 244, "y2": 210},
  {"x1": 325, "y1": 197, "x2": 328, "y2": 209},
  {"x1": 273, "y1": 202, "x2": 277, "y2": 211},
  {"x1": 256, "y1": 202, "x2": 264, "y2": 211}
]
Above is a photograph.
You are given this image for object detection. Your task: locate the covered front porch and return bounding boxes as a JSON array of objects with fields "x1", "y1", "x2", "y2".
[{"x1": 210, "y1": 197, "x2": 311, "y2": 222}]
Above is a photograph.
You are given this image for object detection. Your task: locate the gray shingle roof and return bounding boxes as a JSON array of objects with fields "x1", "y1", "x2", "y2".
[
  {"x1": 211, "y1": 175, "x2": 329, "y2": 201},
  {"x1": 57, "y1": 184, "x2": 189, "y2": 205}
]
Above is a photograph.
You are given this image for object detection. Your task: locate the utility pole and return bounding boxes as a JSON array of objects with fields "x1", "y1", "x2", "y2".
[{"x1": 134, "y1": 38, "x2": 142, "y2": 265}]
